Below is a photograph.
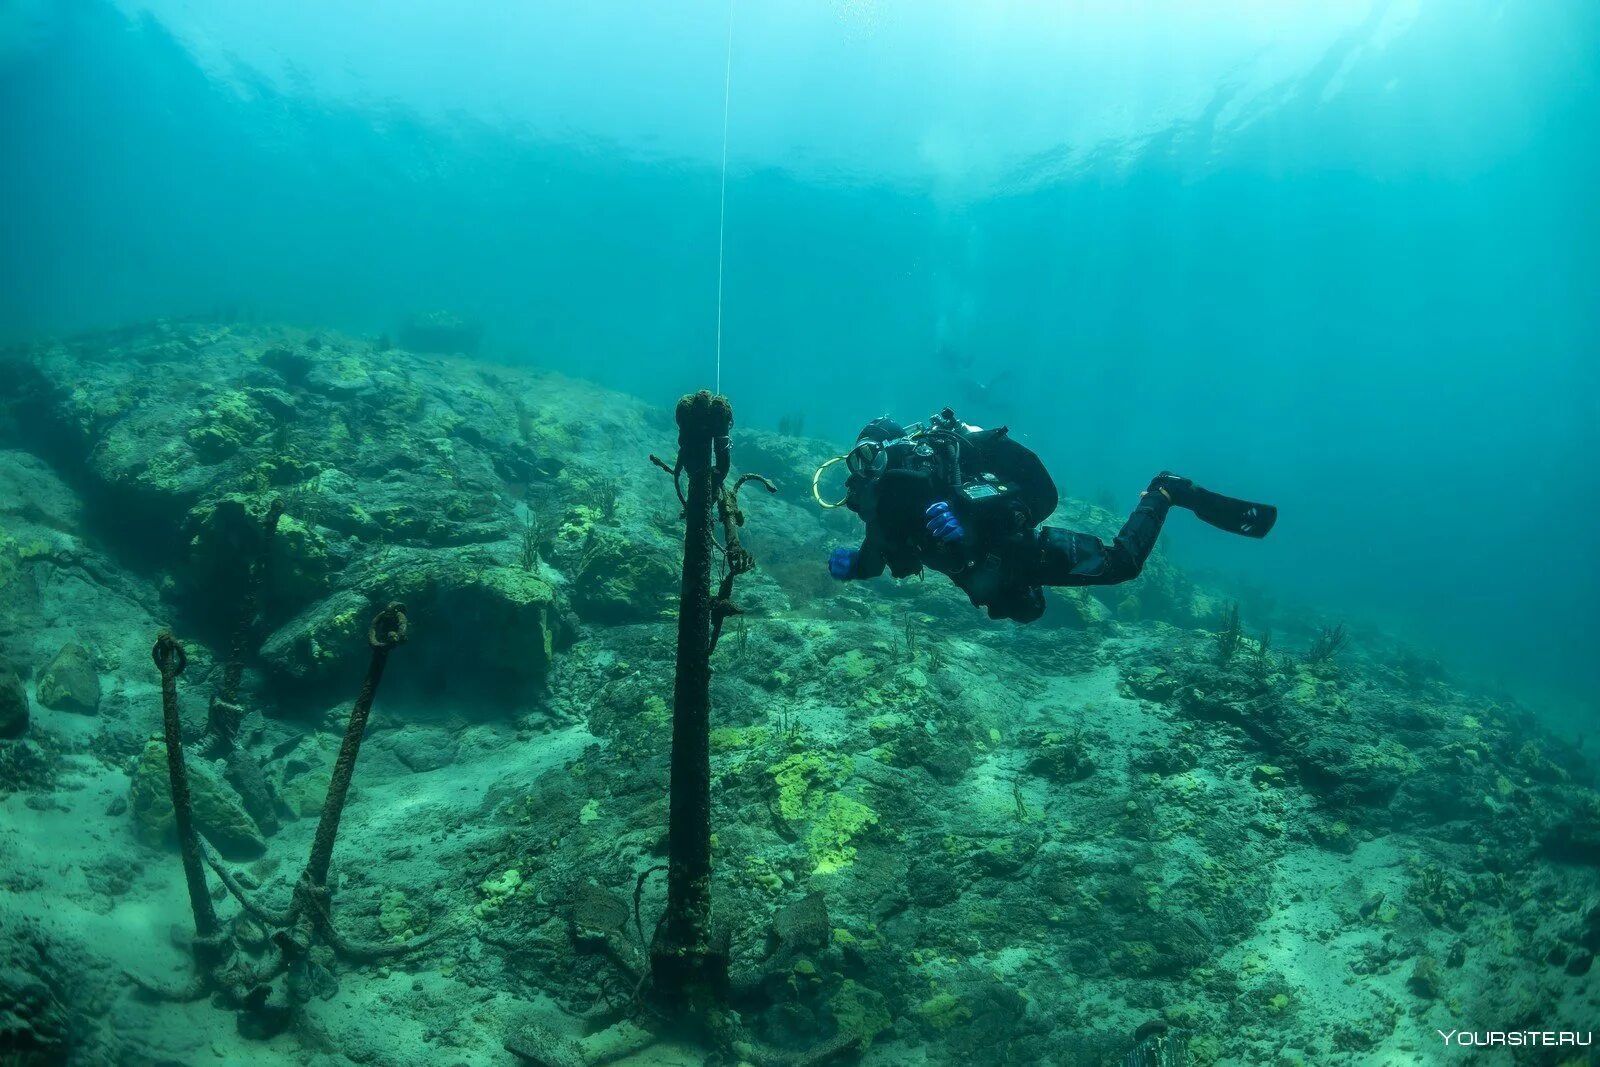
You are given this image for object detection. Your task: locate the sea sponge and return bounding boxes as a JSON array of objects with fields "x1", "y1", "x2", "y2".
[
  {"x1": 379, "y1": 890, "x2": 415, "y2": 939},
  {"x1": 807, "y1": 794, "x2": 878, "y2": 875},
  {"x1": 475, "y1": 868, "x2": 523, "y2": 917},
  {"x1": 769, "y1": 752, "x2": 846, "y2": 820},
  {"x1": 916, "y1": 991, "x2": 971, "y2": 1033}
]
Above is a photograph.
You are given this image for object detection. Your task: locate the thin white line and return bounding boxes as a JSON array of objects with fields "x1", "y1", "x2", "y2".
[{"x1": 714, "y1": 0, "x2": 733, "y2": 395}]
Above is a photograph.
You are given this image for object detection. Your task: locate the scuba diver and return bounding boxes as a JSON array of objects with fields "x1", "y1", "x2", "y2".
[{"x1": 816, "y1": 409, "x2": 1275, "y2": 623}]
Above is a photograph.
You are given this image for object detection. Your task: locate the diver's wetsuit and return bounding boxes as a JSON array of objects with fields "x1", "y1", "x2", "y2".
[{"x1": 843, "y1": 426, "x2": 1171, "y2": 623}]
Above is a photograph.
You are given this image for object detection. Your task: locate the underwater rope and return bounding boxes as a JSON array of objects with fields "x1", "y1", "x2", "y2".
[{"x1": 714, "y1": 0, "x2": 734, "y2": 393}]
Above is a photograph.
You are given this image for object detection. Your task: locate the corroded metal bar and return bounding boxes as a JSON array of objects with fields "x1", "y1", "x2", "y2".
[
  {"x1": 153, "y1": 632, "x2": 221, "y2": 951},
  {"x1": 302, "y1": 602, "x2": 407, "y2": 889},
  {"x1": 650, "y1": 390, "x2": 732, "y2": 1006}
]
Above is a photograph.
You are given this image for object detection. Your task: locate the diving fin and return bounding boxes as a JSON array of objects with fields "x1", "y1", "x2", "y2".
[{"x1": 1188, "y1": 487, "x2": 1276, "y2": 539}]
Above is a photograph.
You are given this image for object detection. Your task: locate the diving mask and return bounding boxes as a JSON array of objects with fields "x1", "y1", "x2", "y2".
[{"x1": 846, "y1": 439, "x2": 891, "y2": 477}]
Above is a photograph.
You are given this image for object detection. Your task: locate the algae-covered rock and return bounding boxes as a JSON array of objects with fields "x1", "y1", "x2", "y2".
[
  {"x1": 280, "y1": 769, "x2": 333, "y2": 819},
  {"x1": 1048, "y1": 587, "x2": 1113, "y2": 628},
  {"x1": 416, "y1": 565, "x2": 559, "y2": 687},
  {"x1": 916, "y1": 991, "x2": 972, "y2": 1033},
  {"x1": 35, "y1": 643, "x2": 99, "y2": 714},
  {"x1": 1408, "y1": 955, "x2": 1441, "y2": 999},
  {"x1": 829, "y1": 979, "x2": 892, "y2": 1047},
  {"x1": 259, "y1": 590, "x2": 371, "y2": 686},
  {"x1": 185, "y1": 388, "x2": 270, "y2": 462},
  {"x1": 0, "y1": 669, "x2": 27, "y2": 738},
  {"x1": 571, "y1": 527, "x2": 676, "y2": 625},
  {"x1": 1022, "y1": 728, "x2": 1096, "y2": 782},
  {"x1": 182, "y1": 493, "x2": 345, "y2": 620},
  {"x1": 262, "y1": 559, "x2": 562, "y2": 694},
  {"x1": 1300, "y1": 735, "x2": 1417, "y2": 807},
  {"x1": 127, "y1": 738, "x2": 266, "y2": 859}
]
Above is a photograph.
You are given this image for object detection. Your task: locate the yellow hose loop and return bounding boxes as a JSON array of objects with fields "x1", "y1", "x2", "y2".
[{"x1": 811, "y1": 455, "x2": 850, "y2": 509}]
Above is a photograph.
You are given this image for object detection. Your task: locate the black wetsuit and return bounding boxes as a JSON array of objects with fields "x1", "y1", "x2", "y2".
[{"x1": 844, "y1": 426, "x2": 1170, "y2": 623}]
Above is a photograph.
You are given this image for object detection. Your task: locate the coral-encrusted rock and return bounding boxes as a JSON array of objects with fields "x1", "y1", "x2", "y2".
[
  {"x1": 127, "y1": 738, "x2": 266, "y2": 860},
  {"x1": 35, "y1": 643, "x2": 99, "y2": 714},
  {"x1": 0, "y1": 669, "x2": 27, "y2": 738}
]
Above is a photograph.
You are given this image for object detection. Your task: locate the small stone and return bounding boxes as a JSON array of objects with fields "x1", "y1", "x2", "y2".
[
  {"x1": 36, "y1": 643, "x2": 100, "y2": 714},
  {"x1": 0, "y1": 669, "x2": 28, "y2": 738},
  {"x1": 127, "y1": 738, "x2": 266, "y2": 859},
  {"x1": 1566, "y1": 949, "x2": 1593, "y2": 977},
  {"x1": 1408, "y1": 955, "x2": 1441, "y2": 999},
  {"x1": 391, "y1": 729, "x2": 458, "y2": 773},
  {"x1": 1253, "y1": 764, "x2": 1286, "y2": 785},
  {"x1": 281, "y1": 769, "x2": 332, "y2": 818}
]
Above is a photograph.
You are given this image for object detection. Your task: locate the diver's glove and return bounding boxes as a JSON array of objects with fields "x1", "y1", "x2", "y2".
[
  {"x1": 1146, "y1": 472, "x2": 1197, "y2": 509},
  {"x1": 924, "y1": 501, "x2": 966, "y2": 544},
  {"x1": 828, "y1": 547, "x2": 859, "y2": 581}
]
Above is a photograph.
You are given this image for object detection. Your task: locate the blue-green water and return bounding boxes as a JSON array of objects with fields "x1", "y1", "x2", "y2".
[{"x1": 2, "y1": 2, "x2": 1595, "y2": 713}]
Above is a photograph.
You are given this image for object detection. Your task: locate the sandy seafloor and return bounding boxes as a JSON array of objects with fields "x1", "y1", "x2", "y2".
[{"x1": 1, "y1": 321, "x2": 1597, "y2": 1066}]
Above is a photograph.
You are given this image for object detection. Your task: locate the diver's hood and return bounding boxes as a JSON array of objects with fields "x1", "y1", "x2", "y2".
[{"x1": 857, "y1": 416, "x2": 906, "y2": 443}]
